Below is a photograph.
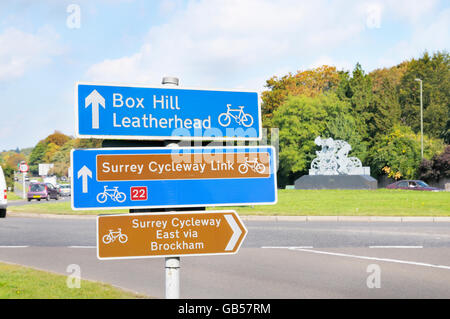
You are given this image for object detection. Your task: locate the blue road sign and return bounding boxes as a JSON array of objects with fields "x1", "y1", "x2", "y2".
[
  {"x1": 71, "y1": 146, "x2": 277, "y2": 210},
  {"x1": 75, "y1": 82, "x2": 261, "y2": 141}
]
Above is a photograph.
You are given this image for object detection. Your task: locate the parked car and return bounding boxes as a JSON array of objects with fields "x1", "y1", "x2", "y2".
[
  {"x1": 27, "y1": 183, "x2": 60, "y2": 201},
  {"x1": 59, "y1": 184, "x2": 71, "y2": 197},
  {"x1": 386, "y1": 180, "x2": 441, "y2": 191},
  {"x1": 0, "y1": 166, "x2": 7, "y2": 218},
  {"x1": 45, "y1": 183, "x2": 60, "y2": 200}
]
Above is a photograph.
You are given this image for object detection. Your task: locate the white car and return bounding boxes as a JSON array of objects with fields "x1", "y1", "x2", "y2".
[
  {"x1": 59, "y1": 184, "x2": 71, "y2": 197},
  {"x1": 0, "y1": 166, "x2": 7, "y2": 218}
]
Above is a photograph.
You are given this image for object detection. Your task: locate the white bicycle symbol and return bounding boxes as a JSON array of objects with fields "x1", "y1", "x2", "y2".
[
  {"x1": 102, "y1": 228, "x2": 128, "y2": 244},
  {"x1": 96, "y1": 186, "x2": 126, "y2": 203},
  {"x1": 218, "y1": 104, "x2": 254, "y2": 128},
  {"x1": 238, "y1": 157, "x2": 266, "y2": 174}
]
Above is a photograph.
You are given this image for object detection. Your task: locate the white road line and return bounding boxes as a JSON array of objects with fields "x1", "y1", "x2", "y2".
[
  {"x1": 0, "y1": 246, "x2": 29, "y2": 248},
  {"x1": 68, "y1": 246, "x2": 96, "y2": 249},
  {"x1": 290, "y1": 248, "x2": 450, "y2": 270},
  {"x1": 369, "y1": 246, "x2": 423, "y2": 249},
  {"x1": 262, "y1": 246, "x2": 314, "y2": 249}
]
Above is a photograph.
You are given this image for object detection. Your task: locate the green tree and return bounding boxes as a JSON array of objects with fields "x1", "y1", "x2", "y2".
[
  {"x1": 337, "y1": 63, "x2": 374, "y2": 139},
  {"x1": 325, "y1": 113, "x2": 369, "y2": 163},
  {"x1": 272, "y1": 93, "x2": 352, "y2": 186},
  {"x1": 28, "y1": 141, "x2": 48, "y2": 175},
  {"x1": 398, "y1": 51, "x2": 449, "y2": 139},
  {"x1": 368, "y1": 63, "x2": 407, "y2": 138},
  {"x1": 368, "y1": 125, "x2": 445, "y2": 179}
]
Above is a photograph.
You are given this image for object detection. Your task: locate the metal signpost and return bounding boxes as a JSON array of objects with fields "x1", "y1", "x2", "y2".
[
  {"x1": 19, "y1": 161, "x2": 28, "y2": 199},
  {"x1": 72, "y1": 77, "x2": 276, "y2": 299}
]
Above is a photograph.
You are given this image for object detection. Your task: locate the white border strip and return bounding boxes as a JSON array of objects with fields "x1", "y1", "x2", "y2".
[
  {"x1": 369, "y1": 246, "x2": 423, "y2": 249},
  {"x1": 0, "y1": 246, "x2": 29, "y2": 248},
  {"x1": 261, "y1": 246, "x2": 314, "y2": 249}
]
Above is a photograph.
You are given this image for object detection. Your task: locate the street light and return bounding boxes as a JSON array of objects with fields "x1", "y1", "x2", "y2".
[{"x1": 415, "y1": 78, "x2": 423, "y2": 159}]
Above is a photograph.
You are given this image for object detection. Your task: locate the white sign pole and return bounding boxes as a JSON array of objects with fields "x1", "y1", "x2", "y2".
[
  {"x1": 22, "y1": 172, "x2": 26, "y2": 199},
  {"x1": 162, "y1": 76, "x2": 181, "y2": 299}
]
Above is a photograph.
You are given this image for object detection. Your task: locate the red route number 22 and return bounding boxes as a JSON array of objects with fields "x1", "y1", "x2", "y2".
[{"x1": 130, "y1": 186, "x2": 148, "y2": 201}]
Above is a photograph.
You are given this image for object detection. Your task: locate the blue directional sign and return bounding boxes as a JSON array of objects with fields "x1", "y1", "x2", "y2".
[
  {"x1": 75, "y1": 82, "x2": 261, "y2": 141},
  {"x1": 71, "y1": 146, "x2": 277, "y2": 210}
]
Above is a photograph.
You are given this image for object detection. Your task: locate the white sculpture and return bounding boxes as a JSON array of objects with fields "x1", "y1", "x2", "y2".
[{"x1": 309, "y1": 136, "x2": 370, "y2": 176}]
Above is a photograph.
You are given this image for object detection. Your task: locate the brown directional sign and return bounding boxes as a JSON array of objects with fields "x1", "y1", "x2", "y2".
[
  {"x1": 97, "y1": 210, "x2": 247, "y2": 260},
  {"x1": 96, "y1": 151, "x2": 270, "y2": 181}
]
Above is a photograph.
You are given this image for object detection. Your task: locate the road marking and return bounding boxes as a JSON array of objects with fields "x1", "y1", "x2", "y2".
[
  {"x1": 289, "y1": 248, "x2": 450, "y2": 270},
  {"x1": 369, "y1": 246, "x2": 423, "y2": 249},
  {"x1": 262, "y1": 246, "x2": 314, "y2": 249},
  {"x1": 68, "y1": 246, "x2": 96, "y2": 249},
  {"x1": 0, "y1": 246, "x2": 29, "y2": 248}
]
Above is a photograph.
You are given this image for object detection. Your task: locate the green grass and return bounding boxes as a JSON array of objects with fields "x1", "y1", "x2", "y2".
[
  {"x1": 8, "y1": 201, "x2": 127, "y2": 215},
  {"x1": 8, "y1": 189, "x2": 450, "y2": 217},
  {"x1": 6, "y1": 192, "x2": 22, "y2": 201},
  {"x1": 211, "y1": 189, "x2": 450, "y2": 217},
  {"x1": 0, "y1": 262, "x2": 147, "y2": 299}
]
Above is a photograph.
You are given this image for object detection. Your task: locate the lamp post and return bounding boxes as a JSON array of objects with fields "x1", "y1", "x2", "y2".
[{"x1": 415, "y1": 78, "x2": 423, "y2": 159}]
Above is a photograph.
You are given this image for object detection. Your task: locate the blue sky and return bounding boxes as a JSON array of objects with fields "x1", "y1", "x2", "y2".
[{"x1": 0, "y1": 0, "x2": 448, "y2": 150}]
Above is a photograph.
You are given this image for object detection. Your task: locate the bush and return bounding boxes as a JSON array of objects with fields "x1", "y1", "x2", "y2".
[{"x1": 418, "y1": 145, "x2": 450, "y2": 182}]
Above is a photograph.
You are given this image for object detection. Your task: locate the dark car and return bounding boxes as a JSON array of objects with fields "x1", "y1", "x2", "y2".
[
  {"x1": 27, "y1": 183, "x2": 60, "y2": 201},
  {"x1": 386, "y1": 180, "x2": 440, "y2": 191},
  {"x1": 45, "y1": 183, "x2": 60, "y2": 200}
]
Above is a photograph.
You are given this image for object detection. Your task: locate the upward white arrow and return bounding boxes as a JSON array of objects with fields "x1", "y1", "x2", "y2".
[
  {"x1": 77, "y1": 165, "x2": 92, "y2": 193},
  {"x1": 85, "y1": 90, "x2": 105, "y2": 129}
]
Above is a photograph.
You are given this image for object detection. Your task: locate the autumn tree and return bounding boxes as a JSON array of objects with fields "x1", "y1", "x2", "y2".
[
  {"x1": 45, "y1": 131, "x2": 71, "y2": 146},
  {"x1": 261, "y1": 65, "x2": 341, "y2": 127}
]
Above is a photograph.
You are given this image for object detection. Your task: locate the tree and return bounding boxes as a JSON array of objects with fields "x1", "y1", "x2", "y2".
[
  {"x1": 368, "y1": 63, "x2": 407, "y2": 138},
  {"x1": 28, "y1": 140, "x2": 48, "y2": 175},
  {"x1": 418, "y1": 145, "x2": 450, "y2": 182},
  {"x1": 261, "y1": 65, "x2": 341, "y2": 127},
  {"x1": 43, "y1": 142, "x2": 61, "y2": 163},
  {"x1": 398, "y1": 51, "x2": 449, "y2": 139},
  {"x1": 272, "y1": 93, "x2": 352, "y2": 186},
  {"x1": 4, "y1": 152, "x2": 26, "y2": 169},
  {"x1": 368, "y1": 125, "x2": 445, "y2": 180},
  {"x1": 337, "y1": 63, "x2": 374, "y2": 139},
  {"x1": 325, "y1": 113, "x2": 369, "y2": 163},
  {"x1": 45, "y1": 131, "x2": 71, "y2": 146}
]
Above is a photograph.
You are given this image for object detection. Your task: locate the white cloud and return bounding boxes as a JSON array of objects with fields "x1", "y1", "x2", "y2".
[
  {"x1": 376, "y1": 6, "x2": 450, "y2": 68},
  {"x1": 0, "y1": 26, "x2": 63, "y2": 81},
  {"x1": 308, "y1": 56, "x2": 354, "y2": 73},
  {"x1": 86, "y1": 0, "x2": 368, "y2": 88},
  {"x1": 85, "y1": 0, "x2": 448, "y2": 89},
  {"x1": 384, "y1": 0, "x2": 439, "y2": 23}
]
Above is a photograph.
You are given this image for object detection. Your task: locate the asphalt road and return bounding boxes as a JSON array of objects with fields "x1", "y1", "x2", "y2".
[{"x1": 1, "y1": 216, "x2": 450, "y2": 298}]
